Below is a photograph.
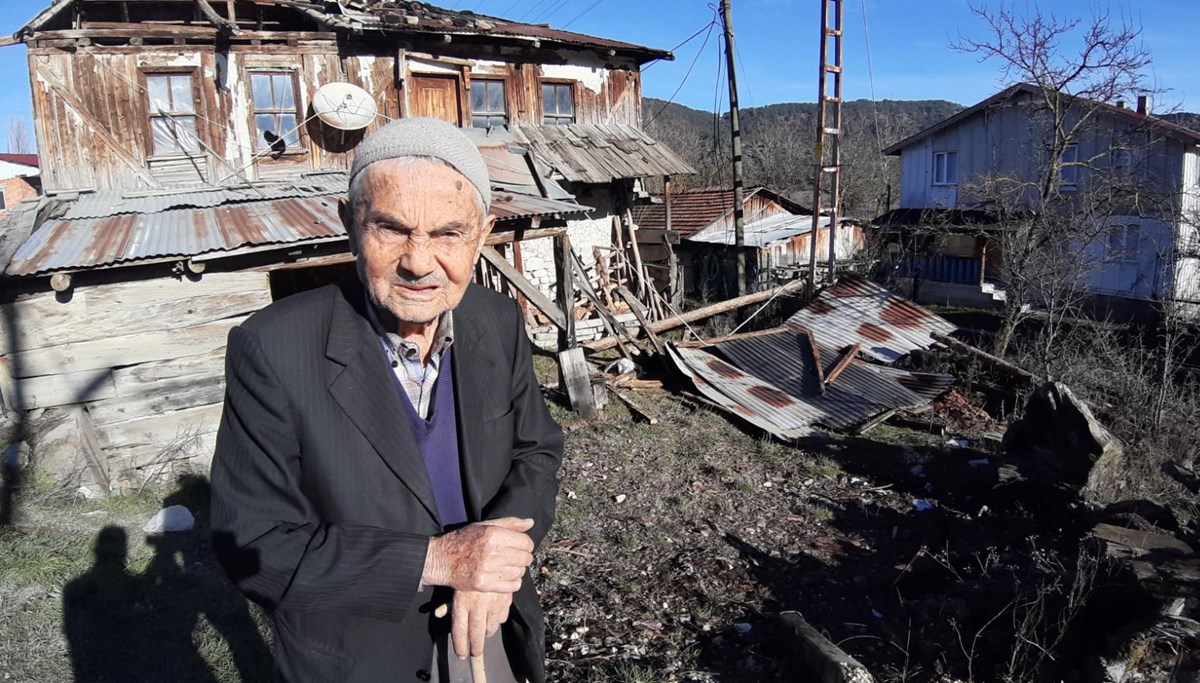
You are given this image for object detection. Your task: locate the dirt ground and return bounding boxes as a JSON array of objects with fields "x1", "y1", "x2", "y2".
[{"x1": 0, "y1": 359, "x2": 1177, "y2": 682}]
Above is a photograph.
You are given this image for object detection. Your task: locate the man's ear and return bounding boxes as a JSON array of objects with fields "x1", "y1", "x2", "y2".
[
  {"x1": 339, "y1": 197, "x2": 359, "y2": 255},
  {"x1": 474, "y1": 214, "x2": 497, "y2": 259}
]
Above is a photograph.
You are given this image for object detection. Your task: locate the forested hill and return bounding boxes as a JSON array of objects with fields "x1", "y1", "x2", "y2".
[
  {"x1": 642, "y1": 97, "x2": 965, "y2": 217},
  {"x1": 644, "y1": 97, "x2": 1200, "y2": 218}
]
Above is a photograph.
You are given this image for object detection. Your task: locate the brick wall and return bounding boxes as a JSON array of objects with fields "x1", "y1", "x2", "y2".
[{"x1": 0, "y1": 176, "x2": 39, "y2": 220}]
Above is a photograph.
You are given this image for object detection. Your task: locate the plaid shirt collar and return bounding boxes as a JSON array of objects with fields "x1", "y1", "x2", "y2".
[{"x1": 364, "y1": 295, "x2": 455, "y2": 365}]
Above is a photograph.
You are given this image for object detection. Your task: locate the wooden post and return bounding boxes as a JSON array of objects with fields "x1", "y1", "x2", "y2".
[
  {"x1": 510, "y1": 241, "x2": 529, "y2": 320},
  {"x1": 720, "y1": 0, "x2": 747, "y2": 297},
  {"x1": 554, "y1": 233, "x2": 575, "y2": 351}
]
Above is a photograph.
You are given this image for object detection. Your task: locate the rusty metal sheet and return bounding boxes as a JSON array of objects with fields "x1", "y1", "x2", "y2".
[
  {"x1": 509, "y1": 124, "x2": 695, "y2": 184},
  {"x1": 6, "y1": 189, "x2": 586, "y2": 277},
  {"x1": 785, "y1": 275, "x2": 957, "y2": 363},
  {"x1": 667, "y1": 345, "x2": 814, "y2": 440}
]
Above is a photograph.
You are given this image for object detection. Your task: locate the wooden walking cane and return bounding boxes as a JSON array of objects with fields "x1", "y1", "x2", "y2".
[{"x1": 434, "y1": 603, "x2": 488, "y2": 683}]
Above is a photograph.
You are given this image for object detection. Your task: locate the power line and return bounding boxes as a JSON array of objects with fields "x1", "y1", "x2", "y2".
[
  {"x1": 561, "y1": 0, "x2": 607, "y2": 29},
  {"x1": 535, "y1": 0, "x2": 572, "y2": 23},
  {"x1": 517, "y1": 0, "x2": 550, "y2": 22},
  {"x1": 644, "y1": 20, "x2": 719, "y2": 71},
  {"x1": 646, "y1": 19, "x2": 718, "y2": 126},
  {"x1": 860, "y1": 0, "x2": 887, "y2": 181}
]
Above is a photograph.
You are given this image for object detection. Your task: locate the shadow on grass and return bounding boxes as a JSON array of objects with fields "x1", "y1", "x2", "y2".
[{"x1": 63, "y1": 475, "x2": 272, "y2": 682}]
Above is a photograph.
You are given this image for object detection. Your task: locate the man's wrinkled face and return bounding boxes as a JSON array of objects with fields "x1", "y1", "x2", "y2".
[{"x1": 343, "y1": 158, "x2": 494, "y2": 328}]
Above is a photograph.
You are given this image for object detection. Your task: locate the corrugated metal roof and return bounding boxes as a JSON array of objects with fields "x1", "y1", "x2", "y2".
[
  {"x1": 63, "y1": 177, "x2": 348, "y2": 220},
  {"x1": 785, "y1": 276, "x2": 958, "y2": 363},
  {"x1": 687, "y1": 213, "x2": 833, "y2": 247},
  {"x1": 632, "y1": 187, "x2": 808, "y2": 236},
  {"x1": 509, "y1": 124, "x2": 695, "y2": 185},
  {"x1": 667, "y1": 328, "x2": 954, "y2": 437},
  {"x1": 6, "y1": 187, "x2": 587, "y2": 277}
]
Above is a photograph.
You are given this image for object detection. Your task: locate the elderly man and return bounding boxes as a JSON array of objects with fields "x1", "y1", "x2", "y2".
[{"x1": 210, "y1": 117, "x2": 563, "y2": 683}]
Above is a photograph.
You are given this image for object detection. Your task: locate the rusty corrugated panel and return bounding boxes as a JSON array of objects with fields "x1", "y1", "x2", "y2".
[
  {"x1": 7, "y1": 186, "x2": 587, "y2": 277},
  {"x1": 509, "y1": 124, "x2": 694, "y2": 184},
  {"x1": 632, "y1": 187, "x2": 777, "y2": 236},
  {"x1": 785, "y1": 275, "x2": 957, "y2": 363}
]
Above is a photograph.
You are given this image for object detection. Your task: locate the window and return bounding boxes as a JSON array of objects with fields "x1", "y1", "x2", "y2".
[
  {"x1": 146, "y1": 73, "x2": 200, "y2": 156},
  {"x1": 1112, "y1": 147, "x2": 1134, "y2": 173},
  {"x1": 470, "y1": 79, "x2": 507, "y2": 128},
  {"x1": 1107, "y1": 223, "x2": 1141, "y2": 260},
  {"x1": 1060, "y1": 143, "x2": 1079, "y2": 187},
  {"x1": 932, "y1": 151, "x2": 958, "y2": 185},
  {"x1": 542, "y1": 83, "x2": 575, "y2": 125},
  {"x1": 250, "y1": 72, "x2": 300, "y2": 151}
]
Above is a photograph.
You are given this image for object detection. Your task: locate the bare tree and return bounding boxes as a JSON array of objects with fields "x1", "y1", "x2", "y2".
[
  {"x1": 951, "y1": 2, "x2": 1156, "y2": 357},
  {"x1": 7, "y1": 118, "x2": 30, "y2": 155}
]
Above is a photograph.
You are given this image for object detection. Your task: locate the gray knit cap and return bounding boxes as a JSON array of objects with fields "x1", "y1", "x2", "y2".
[{"x1": 349, "y1": 117, "x2": 491, "y2": 211}]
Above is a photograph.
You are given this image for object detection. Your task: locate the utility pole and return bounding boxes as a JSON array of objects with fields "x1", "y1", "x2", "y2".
[
  {"x1": 720, "y1": 0, "x2": 747, "y2": 297},
  {"x1": 808, "y1": 0, "x2": 844, "y2": 295}
]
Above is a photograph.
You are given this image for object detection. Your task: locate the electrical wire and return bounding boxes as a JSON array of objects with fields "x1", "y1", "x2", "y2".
[
  {"x1": 560, "y1": 0, "x2": 607, "y2": 30},
  {"x1": 860, "y1": 0, "x2": 887, "y2": 181},
  {"x1": 646, "y1": 18, "x2": 718, "y2": 126},
  {"x1": 534, "y1": 0, "x2": 572, "y2": 23},
  {"x1": 517, "y1": 0, "x2": 550, "y2": 22},
  {"x1": 643, "y1": 19, "x2": 720, "y2": 71}
]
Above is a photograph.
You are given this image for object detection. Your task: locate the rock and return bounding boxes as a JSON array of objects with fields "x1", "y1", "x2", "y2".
[
  {"x1": 27, "y1": 408, "x2": 95, "y2": 489},
  {"x1": 774, "y1": 611, "x2": 876, "y2": 683},
  {"x1": 3, "y1": 441, "x2": 29, "y2": 470},
  {"x1": 143, "y1": 505, "x2": 195, "y2": 533},
  {"x1": 614, "y1": 494, "x2": 627, "y2": 504},
  {"x1": 1000, "y1": 382, "x2": 1124, "y2": 503}
]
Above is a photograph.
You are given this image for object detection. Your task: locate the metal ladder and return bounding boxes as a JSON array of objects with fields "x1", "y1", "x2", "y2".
[{"x1": 807, "y1": 0, "x2": 844, "y2": 294}]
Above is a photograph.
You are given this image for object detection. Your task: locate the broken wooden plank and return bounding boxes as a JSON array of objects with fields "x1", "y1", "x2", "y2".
[
  {"x1": 558, "y1": 347, "x2": 597, "y2": 420},
  {"x1": 1091, "y1": 523, "x2": 1194, "y2": 558},
  {"x1": 554, "y1": 234, "x2": 576, "y2": 351},
  {"x1": 615, "y1": 286, "x2": 664, "y2": 356},
  {"x1": 775, "y1": 611, "x2": 877, "y2": 683},
  {"x1": 824, "y1": 343, "x2": 861, "y2": 387},
  {"x1": 95, "y1": 402, "x2": 224, "y2": 451},
  {"x1": 484, "y1": 227, "x2": 566, "y2": 245},
  {"x1": 852, "y1": 409, "x2": 898, "y2": 437},
  {"x1": 674, "y1": 327, "x2": 788, "y2": 348},
  {"x1": 479, "y1": 246, "x2": 566, "y2": 330},
  {"x1": 931, "y1": 332, "x2": 1036, "y2": 384},
  {"x1": 585, "y1": 278, "x2": 807, "y2": 353},
  {"x1": 607, "y1": 385, "x2": 658, "y2": 424},
  {"x1": 793, "y1": 325, "x2": 826, "y2": 394}
]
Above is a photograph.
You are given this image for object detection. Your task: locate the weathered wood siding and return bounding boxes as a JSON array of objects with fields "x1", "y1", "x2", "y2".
[
  {"x1": 0, "y1": 271, "x2": 271, "y2": 488},
  {"x1": 29, "y1": 37, "x2": 642, "y2": 193}
]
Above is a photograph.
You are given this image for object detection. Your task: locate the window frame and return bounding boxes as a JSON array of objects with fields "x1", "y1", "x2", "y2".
[
  {"x1": 541, "y1": 81, "x2": 576, "y2": 126},
  {"x1": 469, "y1": 77, "x2": 508, "y2": 129},
  {"x1": 1106, "y1": 222, "x2": 1141, "y2": 261},
  {"x1": 1060, "y1": 143, "x2": 1080, "y2": 188},
  {"x1": 142, "y1": 69, "x2": 202, "y2": 158},
  {"x1": 248, "y1": 70, "x2": 304, "y2": 154},
  {"x1": 932, "y1": 150, "x2": 958, "y2": 186}
]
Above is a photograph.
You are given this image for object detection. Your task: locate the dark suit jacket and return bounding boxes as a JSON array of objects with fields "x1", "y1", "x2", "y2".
[{"x1": 210, "y1": 279, "x2": 563, "y2": 683}]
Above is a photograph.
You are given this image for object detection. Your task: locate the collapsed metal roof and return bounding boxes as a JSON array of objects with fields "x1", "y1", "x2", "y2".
[
  {"x1": 686, "y1": 213, "x2": 835, "y2": 247},
  {"x1": 784, "y1": 276, "x2": 958, "y2": 363},
  {"x1": 666, "y1": 277, "x2": 958, "y2": 440}
]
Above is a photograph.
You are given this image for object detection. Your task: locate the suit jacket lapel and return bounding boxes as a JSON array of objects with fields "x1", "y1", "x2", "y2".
[
  {"x1": 452, "y1": 288, "x2": 502, "y2": 521},
  {"x1": 325, "y1": 282, "x2": 441, "y2": 525}
]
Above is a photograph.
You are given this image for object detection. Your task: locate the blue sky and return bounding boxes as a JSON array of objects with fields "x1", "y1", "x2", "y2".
[{"x1": 0, "y1": 0, "x2": 1197, "y2": 148}]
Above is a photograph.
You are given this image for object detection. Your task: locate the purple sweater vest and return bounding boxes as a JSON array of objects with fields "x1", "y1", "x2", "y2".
[{"x1": 394, "y1": 348, "x2": 468, "y2": 527}]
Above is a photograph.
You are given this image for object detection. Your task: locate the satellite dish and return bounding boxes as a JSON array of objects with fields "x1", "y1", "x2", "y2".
[{"x1": 313, "y1": 82, "x2": 378, "y2": 131}]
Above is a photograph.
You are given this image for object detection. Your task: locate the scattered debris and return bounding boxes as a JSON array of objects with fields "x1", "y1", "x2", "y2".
[
  {"x1": 142, "y1": 505, "x2": 195, "y2": 533},
  {"x1": 774, "y1": 611, "x2": 876, "y2": 683}
]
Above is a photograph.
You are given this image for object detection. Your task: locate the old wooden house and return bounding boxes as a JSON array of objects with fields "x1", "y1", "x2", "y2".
[
  {"x1": 632, "y1": 187, "x2": 863, "y2": 297},
  {"x1": 0, "y1": 0, "x2": 691, "y2": 494}
]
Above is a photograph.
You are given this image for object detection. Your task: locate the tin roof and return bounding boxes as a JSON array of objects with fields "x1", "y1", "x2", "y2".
[
  {"x1": 508, "y1": 124, "x2": 695, "y2": 185},
  {"x1": 0, "y1": 154, "x2": 38, "y2": 168},
  {"x1": 632, "y1": 187, "x2": 807, "y2": 237},
  {"x1": 14, "y1": 1, "x2": 672, "y2": 64},
  {"x1": 667, "y1": 326, "x2": 954, "y2": 437},
  {"x1": 5, "y1": 181, "x2": 587, "y2": 277},
  {"x1": 784, "y1": 276, "x2": 958, "y2": 363},
  {"x1": 687, "y1": 213, "x2": 834, "y2": 247}
]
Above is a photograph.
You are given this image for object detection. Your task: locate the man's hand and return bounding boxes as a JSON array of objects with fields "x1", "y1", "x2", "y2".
[
  {"x1": 451, "y1": 590, "x2": 512, "y2": 659},
  {"x1": 422, "y1": 517, "x2": 534, "y2": 593}
]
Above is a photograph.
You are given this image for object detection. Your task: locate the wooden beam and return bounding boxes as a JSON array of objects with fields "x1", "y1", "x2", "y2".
[
  {"x1": 194, "y1": 0, "x2": 240, "y2": 34},
  {"x1": 558, "y1": 347, "x2": 597, "y2": 420},
  {"x1": 479, "y1": 247, "x2": 566, "y2": 330},
  {"x1": 484, "y1": 226, "x2": 566, "y2": 246},
  {"x1": 794, "y1": 325, "x2": 826, "y2": 394},
  {"x1": 823, "y1": 342, "x2": 861, "y2": 387},
  {"x1": 607, "y1": 385, "x2": 658, "y2": 424},
  {"x1": 34, "y1": 64, "x2": 162, "y2": 187},
  {"x1": 615, "y1": 286, "x2": 664, "y2": 356},
  {"x1": 584, "y1": 278, "x2": 807, "y2": 353},
  {"x1": 554, "y1": 234, "x2": 575, "y2": 351}
]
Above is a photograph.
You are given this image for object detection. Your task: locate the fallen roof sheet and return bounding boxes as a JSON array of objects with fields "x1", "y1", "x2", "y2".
[
  {"x1": 669, "y1": 328, "x2": 954, "y2": 437},
  {"x1": 785, "y1": 276, "x2": 957, "y2": 363},
  {"x1": 509, "y1": 123, "x2": 695, "y2": 185}
]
